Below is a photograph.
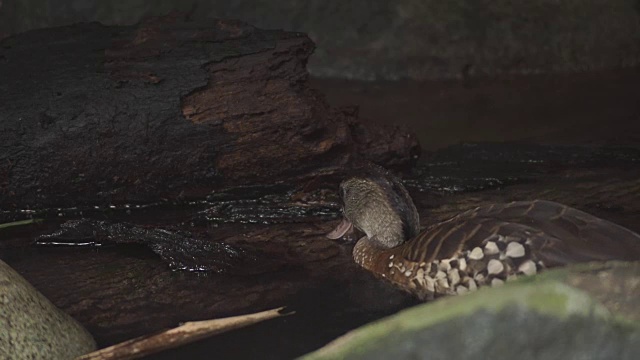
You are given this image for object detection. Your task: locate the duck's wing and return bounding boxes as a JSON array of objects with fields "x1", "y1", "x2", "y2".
[{"x1": 401, "y1": 200, "x2": 640, "y2": 267}]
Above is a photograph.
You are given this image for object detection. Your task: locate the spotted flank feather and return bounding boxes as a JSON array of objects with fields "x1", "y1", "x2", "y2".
[
  {"x1": 340, "y1": 169, "x2": 640, "y2": 301},
  {"x1": 353, "y1": 225, "x2": 547, "y2": 300}
]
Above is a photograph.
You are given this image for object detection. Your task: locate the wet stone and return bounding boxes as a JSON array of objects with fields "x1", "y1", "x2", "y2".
[
  {"x1": 0, "y1": 260, "x2": 96, "y2": 359},
  {"x1": 302, "y1": 263, "x2": 640, "y2": 360}
]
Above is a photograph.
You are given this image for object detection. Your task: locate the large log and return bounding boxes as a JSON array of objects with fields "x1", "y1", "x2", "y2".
[{"x1": 0, "y1": 14, "x2": 418, "y2": 209}]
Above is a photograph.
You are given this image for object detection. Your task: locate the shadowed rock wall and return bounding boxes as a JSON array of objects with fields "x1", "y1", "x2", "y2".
[{"x1": 1, "y1": 0, "x2": 639, "y2": 80}]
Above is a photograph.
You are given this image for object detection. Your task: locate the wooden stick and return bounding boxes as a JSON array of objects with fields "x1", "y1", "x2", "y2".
[
  {"x1": 0, "y1": 218, "x2": 42, "y2": 229},
  {"x1": 76, "y1": 307, "x2": 292, "y2": 360}
]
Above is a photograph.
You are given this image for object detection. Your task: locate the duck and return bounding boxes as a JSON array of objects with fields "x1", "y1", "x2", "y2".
[{"x1": 327, "y1": 164, "x2": 640, "y2": 300}]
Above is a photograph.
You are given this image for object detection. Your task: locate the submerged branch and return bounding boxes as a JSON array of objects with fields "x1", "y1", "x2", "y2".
[{"x1": 76, "y1": 307, "x2": 292, "y2": 360}]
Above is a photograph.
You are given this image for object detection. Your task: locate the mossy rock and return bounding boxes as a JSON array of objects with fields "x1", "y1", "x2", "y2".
[
  {"x1": 301, "y1": 261, "x2": 640, "y2": 360},
  {"x1": 0, "y1": 259, "x2": 96, "y2": 360}
]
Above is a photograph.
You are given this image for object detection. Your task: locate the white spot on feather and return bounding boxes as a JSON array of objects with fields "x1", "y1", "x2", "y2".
[
  {"x1": 506, "y1": 242, "x2": 525, "y2": 258},
  {"x1": 484, "y1": 241, "x2": 499, "y2": 255},
  {"x1": 469, "y1": 247, "x2": 484, "y2": 260},
  {"x1": 458, "y1": 258, "x2": 467, "y2": 271},
  {"x1": 519, "y1": 260, "x2": 537, "y2": 276},
  {"x1": 487, "y1": 259, "x2": 504, "y2": 275},
  {"x1": 448, "y1": 269, "x2": 461, "y2": 286}
]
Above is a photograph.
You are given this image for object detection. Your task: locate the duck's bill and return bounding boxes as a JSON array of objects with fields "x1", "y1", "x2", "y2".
[{"x1": 326, "y1": 218, "x2": 353, "y2": 239}]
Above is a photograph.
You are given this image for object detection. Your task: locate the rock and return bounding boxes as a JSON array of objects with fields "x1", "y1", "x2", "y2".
[
  {"x1": 0, "y1": 260, "x2": 96, "y2": 360},
  {"x1": 300, "y1": 261, "x2": 640, "y2": 360}
]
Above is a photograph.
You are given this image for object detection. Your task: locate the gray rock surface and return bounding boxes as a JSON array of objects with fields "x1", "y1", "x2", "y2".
[
  {"x1": 301, "y1": 261, "x2": 640, "y2": 360},
  {"x1": 0, "y1": 259, "x2": 96, "y2": 360},
  {"x1": 1, "y1": 0, "x2": 639, "y2": 80}
]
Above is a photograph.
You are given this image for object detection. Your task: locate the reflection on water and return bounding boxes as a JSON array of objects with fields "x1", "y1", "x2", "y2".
[{"x1": 407, "y1": 143, "x2": 640, "y2": 193}]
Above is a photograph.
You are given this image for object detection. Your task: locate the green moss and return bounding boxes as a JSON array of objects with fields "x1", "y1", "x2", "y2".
[{"x1": 301, "y1": 264, "x2": 625, "y2": 360}]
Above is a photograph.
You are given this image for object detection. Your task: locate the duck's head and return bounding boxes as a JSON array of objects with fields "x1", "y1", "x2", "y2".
[{"x1": 326, "y1": 165, "x2": 420, "y2": 249}]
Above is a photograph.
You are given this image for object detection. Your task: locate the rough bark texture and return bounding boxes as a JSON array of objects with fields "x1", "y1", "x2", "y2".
[{"x1": 0, "y1": 14, "x2": 418, "y2": 209}]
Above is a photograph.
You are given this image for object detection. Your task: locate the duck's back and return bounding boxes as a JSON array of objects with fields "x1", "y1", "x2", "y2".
[{"x1": 402, "y1": 200, "x2": 640, "y2": 267}]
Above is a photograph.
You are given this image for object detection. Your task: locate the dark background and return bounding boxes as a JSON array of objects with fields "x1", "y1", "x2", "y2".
[
  {"x1": 2, "y1": 0, "x2": 640, "y2": 81},
  {"x1": 5, "y1": 0, "x2": 639, "y2": 150}
]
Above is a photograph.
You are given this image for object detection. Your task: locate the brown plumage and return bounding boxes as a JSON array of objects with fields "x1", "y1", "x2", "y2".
[{"x1": 328, "y1": 165, "x2": 640, "y2": 300}]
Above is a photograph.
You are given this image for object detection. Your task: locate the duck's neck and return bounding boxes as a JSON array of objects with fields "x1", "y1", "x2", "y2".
[
  {"x1": 352, "y1": 236, "x2": 425, "y2": 298},
  {"x1": 353, "y1": 236, "x2": 398, "y2": 271}
]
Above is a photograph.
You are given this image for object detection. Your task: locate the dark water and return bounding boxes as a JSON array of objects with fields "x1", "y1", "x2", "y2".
[
  {"x1": 407, "y1": 143, "x2": 640, "y2": 193},
  {"x1": 2, "y1": 225, "x2": 418, "y2": 359},
  {"x1": 1, "y1": 143, "x2": 639, "y2": 359}
]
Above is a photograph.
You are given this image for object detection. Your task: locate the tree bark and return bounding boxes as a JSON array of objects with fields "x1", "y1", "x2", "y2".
[{"x1": 0, "y1": 14, "x2": 418, "y2": 209}]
